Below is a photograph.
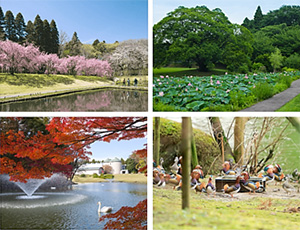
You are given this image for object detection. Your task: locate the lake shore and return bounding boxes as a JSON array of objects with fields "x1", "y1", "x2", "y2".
[
  {"x1": 73, "y1": 173, "x2": 147, "y2": 184},
  {"x1": 0, "y1": 73, "x2": 148, "y2": 103}
]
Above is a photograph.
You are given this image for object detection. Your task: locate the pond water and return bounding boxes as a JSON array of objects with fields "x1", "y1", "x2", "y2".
[
  {"x1": 0, "y1": 182, "x2": 147, "y2": 229},
  {"x1": 0, "y1": 89, "x2": 148, "y2": 111}
]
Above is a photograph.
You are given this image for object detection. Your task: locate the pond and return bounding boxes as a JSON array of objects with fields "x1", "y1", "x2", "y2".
[
  {"x1": 0, "y1": 182, "x2": 147, "y2": 229},
  {"x1": 0, "y1": 89, "x2": 148, "y2": 111}
]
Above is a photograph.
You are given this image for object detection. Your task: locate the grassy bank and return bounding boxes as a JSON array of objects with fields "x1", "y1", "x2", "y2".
[
  {"x1": 0, "y1": 73, "x2": 148, "y2": 101},
  {"x1": 153, "y1": 67, "x2": 227, "y2": 78},
  {"x1": 154, "y1": 187, "x2": 300, "y2": 230},
  {"x1": 277, "y1": 93, "x2": 300, "y2": 111},
  {"x1": 73, "y1": 173, "x2": 147, "y2": 184}
]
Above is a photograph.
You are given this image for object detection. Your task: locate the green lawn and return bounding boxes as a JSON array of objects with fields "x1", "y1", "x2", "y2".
[
  {"x1": 154, "y1": 187, "x2": 300, "y2": 230},
  {"x1": 277, "y1": 93, "x2": 300, "y2": 111},
  {"x1": 0, "y1": 73, "x2": 148, "y2": 100},
  {"x1": 153, "y1": 67, "x2": 227, "y2": 78}
]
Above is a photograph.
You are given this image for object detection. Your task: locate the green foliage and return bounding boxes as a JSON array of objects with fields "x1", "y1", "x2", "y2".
[
  {"x1": 154, "y1": 6, "x2": 253, "y2": 71},
  {"x1": 284, "y1": 53, "x2": 300, "y2": 69},
  {"x1": 126, "y1": 158, "x2": 138, "y2": 173},
  {"x1": 99, "y1": 174, "x2": 114, "y2": 179},
  {"x1": 15, "y1": 13, "x2": 26, "y2": 44},
  {"x1": 79, "y1": 174, "x2": 86, "y2": 177},
  {"x1": 92, "y1": 173, "x2": 100, "y2": 178},
  {"x1": 4, "y1": 10, "x2": 17, "y2": 42},
  {"x1": 252, "y1": 82, "x2": 274, "y2": 101},
  {"x1": 269, "y1": 48, "x2": 284, "y2": 72}
]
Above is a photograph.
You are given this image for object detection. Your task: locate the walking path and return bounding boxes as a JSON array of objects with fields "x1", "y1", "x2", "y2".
[{"x1": 241, "y1": 78, "x2": 300, "y2": 112}]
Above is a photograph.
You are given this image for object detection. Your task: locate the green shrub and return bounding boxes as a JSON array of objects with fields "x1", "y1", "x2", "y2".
[
  {"x1": 252, "y1": 82, "x2": 274, "y2": 101},
  {"x1": 274, "y1": 83, "x2": 288, "y2": 94},
  {"x1": 238, "y1": 63, "x2": 249, "y2": 74},
  {"x1": 92, "y1": 173, "x2": 100, "y2": 178},
  {"x1": 100, "y1": 174, "x2": 114, "y2": 179},
  {"x1": 80, "y1": 174, "x2": 86, "y2": 177},
  {"x1": 282, "y1": 67, "x2": 298, "y2": 72}
]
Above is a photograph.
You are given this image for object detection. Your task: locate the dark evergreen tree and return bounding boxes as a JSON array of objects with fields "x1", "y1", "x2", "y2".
[
  {"x1": 15, "y1": 12, "x2": 26, "y2": 44},
  {"x1": 242, "y1": 17, "x2": 252, "y2": 30},
  {"x1": 254, "y1": 6, "x2": 263, "y2": 29},
  {"x1": 42, "y1": 19, "x2": 51, "y2": 52},
  {"x1": 92, "y1": 39, "x2": 100, "y2": 47},
  {"x1": 25, "y1": 20, "x2": 35, "y2": 44},
  {"x1": 33, "y1": 15, "x2": 44, "y2": 49},
  {"x1": 0, "y1": 7, "x2": 5, "y2": 40},
  {"x1": 4, "y1": 10, "x2": 17, "y2": 41},
  {"x1": 65, "y1": 31, "x2": 82, "y2": 56},
  {"x1": 49, "y1": 20, "x2": 59, "y2": 54}
]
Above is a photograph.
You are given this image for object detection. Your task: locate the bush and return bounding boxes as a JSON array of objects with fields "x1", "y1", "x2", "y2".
[
  {"x1": 252, "y1": 82, "x2": 274, "y2": 101},
  {"x1": 273, "y1": 83, "x2": 288, "y2": 94},
  {"x1": 227, "y1": 91, "x2": 255, "y2": 110},
  {"x1": 153, "y1": 99, "x2": 183, "y2": 111},
  {"x1": 80, "y1": 174, "x2": 86, "y2": 177},
  {"x1": 99, "y1": 174, "x2": 114, "y2": 179},
  {"x1": 282, "y1": 67, "x2": 298, "y2": 72},
  {"x1": 238, "y1": 63, "x2": 249, "y2": 74},
  {"x1": 92, "y1": 173, "x2": 100, "y2": 178}
]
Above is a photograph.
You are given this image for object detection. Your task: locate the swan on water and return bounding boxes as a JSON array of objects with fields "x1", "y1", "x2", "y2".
[{"x1": 97, "y1": 201, "x2": 113, "y2": 213}]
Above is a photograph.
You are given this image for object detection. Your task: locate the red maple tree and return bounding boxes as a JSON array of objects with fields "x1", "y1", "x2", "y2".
[
  {"x1": 0, "y1": 117, "x2": 147, "y2": 182},
  {"x1": 99, "y1": 199, "x2": 147, "y2": 229}
]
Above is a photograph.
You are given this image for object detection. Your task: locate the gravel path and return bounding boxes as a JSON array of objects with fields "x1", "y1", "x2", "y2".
[{"x1": 241, "y1": 78, "x2": 300, "y2": 111}]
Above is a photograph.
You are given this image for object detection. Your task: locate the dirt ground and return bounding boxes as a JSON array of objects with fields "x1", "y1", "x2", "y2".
[{"x1": 155, "y1": 181, "x2": 300, "y2": 202}]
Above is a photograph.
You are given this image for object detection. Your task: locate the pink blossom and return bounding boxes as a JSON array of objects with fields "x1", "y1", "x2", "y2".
[
  {"x1": 166, "y1": 75, "x2": 169, "y2": 78},
  {"x1": 235, "y1": 76, "x2": 238, "y2": 78},
  {"x1": 159, "y1": 92, "x2": 164, "y2": 96},
  {"x1": 159, "y1": 82, "x2": 162, "y2": 85},
  {"x1": 196, "y1": 87, "x2": 198, "y2": 91},
  {"x1": 185, "y1": 89, "x2": 188, "y2": 92},
  {"x1": 216, "y1": 80, "x2": 220, "y2": 84},
  {"x1": 226, "y1": 89, "x2": 230, "y2": 93},
  {"x1": 248, "y1": 81, "x2": 251, "y2": 84},
  {"x1": 245, "y1": 76, "x2": 248, "y2": 79},
  {"x1": 157, "y1": 79, "x2": 160, "y2": 81},
  {"x1": 225, "y1": 72, "x2": 228, "y2": 75},
  {"x1": 253, "y1": 85, "x2": 256, "y2": 88},
  {"x1": 160, "y1": 75, "x2": 164, "y2": 78},
  {"x1": 188, "y1": 83, "x2": 192, "y2": 86}
]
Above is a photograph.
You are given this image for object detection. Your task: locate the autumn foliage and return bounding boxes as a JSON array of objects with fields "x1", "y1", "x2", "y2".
[
  {"x1": 99, "y1": 199, "x2": 147, "y2": 229},
  {"x1": 0, "y1": 117, "x2": 147, "y2": 182}
]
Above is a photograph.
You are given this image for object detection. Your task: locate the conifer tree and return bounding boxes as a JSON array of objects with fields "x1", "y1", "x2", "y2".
[
  {"x1": 15, "y1": 12, "x2": 26, "y2": 44},
  {"x1": 4, "y1": 10, "x2": 17, "y2": 42},
  {"x1": 42, "y1": 19, "x2": 51, "y2": 52},
  {"x1": 254, "y1": 6, "x2": 263, "y2": 29},
  {"x1": 65, "y1": 31, "x2": 82, "y2": 56},
  {"x1": 49, "y1": 20, "x2": 59, "y2": 54},
  {"x1": 25, "y1": 20, "x2": 35, "y2": 44},
  {"x1": 33, "y1": 15, "x2": 44, "y2": 49},
  {"x1": 0, "y1": 7, "x2": 5, "y2": 40}
]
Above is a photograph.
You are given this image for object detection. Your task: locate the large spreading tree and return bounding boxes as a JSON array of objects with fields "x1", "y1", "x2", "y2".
[
  {"x1": 153, "y1": 6, "x2": 253, "y2": 71},
  {"x1": 0, "y1": 117, "x2": 147, "y2": 182}
]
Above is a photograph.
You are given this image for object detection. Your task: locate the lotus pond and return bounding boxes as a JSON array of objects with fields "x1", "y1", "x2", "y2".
[{"x1": 153, "y1": 71, "x2": 300, "y2": 111}]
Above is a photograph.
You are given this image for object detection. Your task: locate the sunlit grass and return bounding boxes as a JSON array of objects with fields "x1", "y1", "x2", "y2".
[
  {"x1": 73, "y1": 174, "x2": 146, "y2": 184},
  {"x1": 153, "y1": 187, "x2": 300, "y2": 230},
  {"x1": 277, "y1": 93, "x2": 300, "y2": 111}
]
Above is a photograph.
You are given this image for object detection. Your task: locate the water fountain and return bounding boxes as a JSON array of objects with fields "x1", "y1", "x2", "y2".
[{"x1": 15, "y1": 178, "x2": 47, "y2": 197}]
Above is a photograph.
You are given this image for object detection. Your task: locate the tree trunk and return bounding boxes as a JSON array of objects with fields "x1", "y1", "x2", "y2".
[
  {"x1": 154, "y1": 117, "x2": 160, "y2": 165},
  {"x1": 181, "y1": 117, "x2": 191, "y2": 210},
  {"x1": 209, "y1": 117, "x2": 233, "y2": 161},
  {"x1": 287, "y1": 117, "x2": 300, "y2": 133},
  {"x1": 190, "y1": 120, "x2": 198, "y2": 169},
  {"x1": 233, "y1": 117, "x2": 249, "y2": 165}
]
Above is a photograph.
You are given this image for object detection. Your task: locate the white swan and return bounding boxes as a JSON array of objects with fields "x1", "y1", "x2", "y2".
[{"x1": 97, "y1": 201, "x2": 113, "y2": 213}]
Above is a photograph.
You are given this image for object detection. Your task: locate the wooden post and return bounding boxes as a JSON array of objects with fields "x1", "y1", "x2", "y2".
[
  {"x1": 154, "y1": 117, "x2": 160, "y2": 165},
  {"x1": 221, "y1": 134, "x2": 224, "y2": 163},
  {"x1": 181, "y1": 117, "x2": 191, "y2": 210}
]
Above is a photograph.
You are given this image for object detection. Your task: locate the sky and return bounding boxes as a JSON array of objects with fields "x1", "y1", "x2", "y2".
[
  {"x1": 1, "y1": 0, "x2": 148, "y2": 44},
  {"x1": 153, "y1": 0, "x2": 299, "y2": 25},
  {"x1": 89, "y1": 137, "x2": 147, "y2": 161}
]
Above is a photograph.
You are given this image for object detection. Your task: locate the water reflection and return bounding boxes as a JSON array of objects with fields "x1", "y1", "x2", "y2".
[{"x1": 0, "y1": 89, "x2": 148, "y2": 111}]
